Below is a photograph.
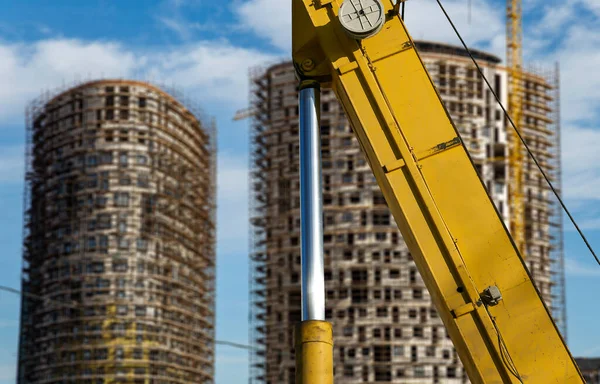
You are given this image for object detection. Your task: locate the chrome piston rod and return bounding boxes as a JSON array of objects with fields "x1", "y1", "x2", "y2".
[{"x1": 299, "y1": 81, "x2": 325, "y2": 321}]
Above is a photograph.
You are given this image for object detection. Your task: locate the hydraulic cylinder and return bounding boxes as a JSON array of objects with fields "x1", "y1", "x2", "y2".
[{"x1": 296, "y1": 80, "x2": 333, "y2": 383}]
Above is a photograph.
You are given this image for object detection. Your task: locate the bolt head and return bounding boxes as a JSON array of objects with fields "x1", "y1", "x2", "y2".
[{"x1": 301, "y1": 59, "x2": 315, "y2": 72}]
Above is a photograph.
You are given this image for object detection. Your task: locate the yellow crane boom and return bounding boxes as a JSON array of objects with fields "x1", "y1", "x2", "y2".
[{"x1": 292, "y1": 0, "x2": 583, "y2": 382}]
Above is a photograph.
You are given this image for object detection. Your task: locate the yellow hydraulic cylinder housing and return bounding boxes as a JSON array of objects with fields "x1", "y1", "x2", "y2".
[
  {"x1": 292, "y1": 0, "x2": 584, "y2": 383},
  {"x1": 295, "y1": 321, "x2": 334, "y2": 384}
]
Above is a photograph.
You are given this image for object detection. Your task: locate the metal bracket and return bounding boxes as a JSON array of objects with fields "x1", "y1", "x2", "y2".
[
  {"x1": 368, "y1": 40, "x2": 414, "y2": 64},
  {"x1": 315, "y1": 0, "x2": 334, "y2": 8},
  {"x1": 481, "y1": 286, "x2": 502, "y2": 307},
  {"x1": 382, "y1": 136, "x2": 462, "y2": 174},
  {"x1": 452, "y1": 302, "x2": 476, "y2": 318},
  {"x1": 389, "y1": 0, "x2": 408, "y2": 17}
]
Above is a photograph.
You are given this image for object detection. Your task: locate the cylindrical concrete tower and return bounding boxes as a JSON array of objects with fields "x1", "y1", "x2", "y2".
[
  {"x1": 19, "y1": 80, "x2": 216, "y2": 383},
  {"x1": 248, "y1": 42, "x2": 562, "y2": 383}
]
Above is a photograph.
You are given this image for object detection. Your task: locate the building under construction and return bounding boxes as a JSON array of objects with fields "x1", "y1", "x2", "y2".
[
  {"x1": 248, "y1": 41, "x2": 565, "y2": 383},
  {"x1": 18, "y1": 80, "x2": 216, "y2": 383}
]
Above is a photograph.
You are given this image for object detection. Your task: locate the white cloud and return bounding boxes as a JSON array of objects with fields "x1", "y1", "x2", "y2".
[
  {"x1": 233, "y1": 0, "x2": 597, "y2": 125},
  {"x1": 235, "y1": 0, "x2": 504, "y2": 54},
  {"x1": 555, "y1": 28, "x2": 600, "y2": 123},
  {"x1": 580, "y1": 0, "x2": 600, "y2": 16},
  {"x1": 0, "y1": 34, "x2": 266, "y2": 262},
  {"x1": 0, "y1": 146, "x2": 24, "y2": 184},
  {"x1": 575, "y1": 218, "x2": 600, "y2": 230},
  {"x1": 563, "y1": 172, "x2": 600, "y2": 202},
  {"x1": 524, "y1": 1, "x2": 600, "y2": 124},
  {"x1": 562, "y1": 126, "x2": 600, "y2": 201},
  {"x1": 158, "y1": 16, "x2": 194, "y2": 39},
  {"x1": 157, "y1": 16, "x2": 231, "y2": 40},
  {"x1": 565, "y1": 257, "x2": 600, "y2": 277},
  {"x1": 0, "y1": 39, "x2": 138, "y2": 124},
  {"x1": 37, "y1": 25, "x2": 53, "y2": 36},
  {"x1": 523, "y1": 5, "x2": 600, "y2": 205},
  {"x1": 147, "y1": 40, "x2": 274, "y2": 103},
  {"x1": 232, "y1": 0, "x2": 597, "y2": 126},
  {"x1": 561, "y1": 197, "x2": 600, "y2": 231},
  {"x1": 0, "y1": 38, "x2": 276, "y2": 125},
  {"x1": 404, "y1": 0, "x2": 504, "y2": 54},
  {"x1": 236, "y1": 0, "x2": 291, "y2": 52}
]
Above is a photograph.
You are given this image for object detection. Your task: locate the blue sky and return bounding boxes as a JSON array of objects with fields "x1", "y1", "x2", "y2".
[{"x1": 0, "y1": 0, "x2": 598, "y2": 383}]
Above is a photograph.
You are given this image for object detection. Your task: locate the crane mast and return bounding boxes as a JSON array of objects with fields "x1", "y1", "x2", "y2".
[{"x1": 507, "y1": 0, "x2": 525, "y2": 256}]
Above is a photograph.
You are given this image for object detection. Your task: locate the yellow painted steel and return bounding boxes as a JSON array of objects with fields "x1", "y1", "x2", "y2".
[
  {"x1": 507, "y1": 0, "x2": 526, "y2": 256},
  {"x1": 99, "y1": 304, "x2": 157, "y2": 384},
  {"x1": 295, "y1": 321, "x2": 334, "y2": 384},
  {"x1": 292, "y1": 0, "x2": 584, "y2": 382}
]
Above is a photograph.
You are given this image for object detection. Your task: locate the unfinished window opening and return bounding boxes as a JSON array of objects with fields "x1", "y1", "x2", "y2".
[
  {"x1": 374, "y1": 367, "x2": 391, "y2": 382},
  {"x1": 347, "y1": 233, "x2": 354, "y2": 245},
  {"x1": 447, "y1": 366, "x2": 457, "y2": 378},
  {"x1": 426, "y1": 346, "x2": 435, "y2": 357},
  {"x1": 351, "y1": 269, "x2": 367, "y2": 283},
  {"x1": 409, "y1": 268, "x2": 417, "y2": 283},
  {"x1": 119, "y1": 175, "x2": 131, "y2": 186},
  {"x1": 342, "y1": 212, "x2": 353, "y2": 223},
  {"x1": 351, "y1": 289, "x2": 368, "y2": 304},
  {"x1": 118, "y1": 238, "x2": 130, "y2": 250},
  {"x1": 373, "y1": 192, "x2": 386, "y2": 205},
  {"x1": 114, "y1": 192, "x2": 129, "y2": 207},
  {"x1": 413, "y1": 326, "x2": 424, "y2": 338}
]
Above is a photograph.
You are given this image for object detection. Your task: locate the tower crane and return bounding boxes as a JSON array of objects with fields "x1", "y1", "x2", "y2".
[{"x1": 507, "y1": 0, "x2": 526, "y2": 256}]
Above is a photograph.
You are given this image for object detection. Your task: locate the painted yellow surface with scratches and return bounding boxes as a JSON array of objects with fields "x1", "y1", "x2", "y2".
[{"x1": 292, "y1": 0, "x2": 583, "y2": 382}]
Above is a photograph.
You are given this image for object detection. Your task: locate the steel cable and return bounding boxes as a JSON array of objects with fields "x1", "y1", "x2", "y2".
[{"x1": 434, "y1": 0, "x2": 600, "y2": 266}]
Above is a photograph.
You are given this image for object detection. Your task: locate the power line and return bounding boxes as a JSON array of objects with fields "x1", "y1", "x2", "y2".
[
  {"x1": 215, "y1": 340, "x2": 257, "y2": 350},
  {"x1": 434, "y1": 0, "x2": 600, "y2": 266}
]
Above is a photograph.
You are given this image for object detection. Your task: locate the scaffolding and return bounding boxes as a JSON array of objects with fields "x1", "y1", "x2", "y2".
[
  {"x1": 18, "y1": 80, "x2": 216, "y2": 384},
  {"x1": 545, "y1": 63, "x2": 568, "y2": 339},
  {"x1": 248, "y1": 63, "x2": 271, "y2": 384},
  {"x1": 518, "y1": 63, "x2": 566, "y2": 326},
  {"x1": 248, "y1": 41, "x2": 564, "y2": 384}
]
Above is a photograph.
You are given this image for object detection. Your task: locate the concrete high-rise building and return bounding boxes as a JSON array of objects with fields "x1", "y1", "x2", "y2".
[
  {"x1": 575, "y1": 358, "x2": 600, "y2": 384},
  {"x1": 18, "y1": 80, "x2": 216, "y2": 383},
  {"x1": 248, "y1": 42, "x2": 564, "y2": 383}
]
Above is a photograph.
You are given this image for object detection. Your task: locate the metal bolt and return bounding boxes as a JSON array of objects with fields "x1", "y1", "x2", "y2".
[{"x1": 301, "y1": 59, "x2": 315, "y2": 72}]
